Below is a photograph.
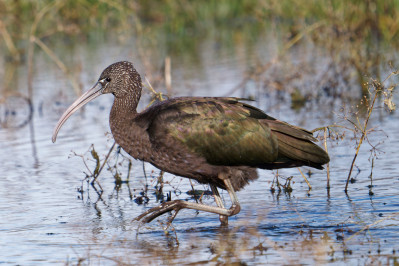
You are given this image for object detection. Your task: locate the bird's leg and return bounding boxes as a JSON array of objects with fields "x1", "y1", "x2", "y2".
[
  {"x1": 210, "y1": 184, "x2": 228, "y2": 226},
  {"x1": 224, "y1": 178, "x2": 241, "y2": 215},
  {"x1": 134, "y1": 177, "x2": 241, "y2": 224}
]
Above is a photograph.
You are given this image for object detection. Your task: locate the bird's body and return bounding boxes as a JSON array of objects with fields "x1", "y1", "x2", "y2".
[
  {"x1": 53, "y1": 61, "x2": 330, "y2": 225},
  {"x1": 111, "y1": 96, "x2": 327, "y2": 191}
]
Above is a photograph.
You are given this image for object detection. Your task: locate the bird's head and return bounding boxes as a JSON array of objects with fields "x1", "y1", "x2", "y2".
[
  {"x1": 52, "y1": 61, "x2": 141, "y2": 143},
  {"x1": 98, "y1": 61, "x2": 141, "y2": 98}
]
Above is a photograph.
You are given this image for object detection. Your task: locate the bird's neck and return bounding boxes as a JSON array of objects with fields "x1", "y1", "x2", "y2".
[
  {"x1": 110, "y1": 94, "x2": 139, "y2": 130},
  {"x1": 109, "y1": 94, "x2": 150, "y2": 160}
]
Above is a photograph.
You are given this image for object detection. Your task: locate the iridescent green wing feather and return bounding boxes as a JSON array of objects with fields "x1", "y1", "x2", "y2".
[{"x1": 147, "y1": 97, "x2": 279, "y2": 166}]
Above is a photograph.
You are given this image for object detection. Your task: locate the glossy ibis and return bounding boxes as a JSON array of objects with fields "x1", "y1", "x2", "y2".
[{"x1": 53, "y1": 61, "x2": 330, "y2": 225}]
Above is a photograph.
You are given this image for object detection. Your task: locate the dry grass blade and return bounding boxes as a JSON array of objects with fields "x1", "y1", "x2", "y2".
[
  {"x1": 297, "y1": 167, "x2": 312, "y2": 190},
  {"x1": 92, "y1": 142, "x2": 116, "y2": 183},
  {"x1": 324, "y1": 128, "x2": 330, "y2": 189},
  {"x1": 33, "y1": 37, "x2": 81, "y2": 95},
  {"x1": 27, "y1": 0, "x2": 65, "y2": 98},
  {"x1": 144, "y1": 77, "x2": 165, "y2": 107},
  {"x1": 0, "y1": 20, "x2": 20, "y2": 61}
]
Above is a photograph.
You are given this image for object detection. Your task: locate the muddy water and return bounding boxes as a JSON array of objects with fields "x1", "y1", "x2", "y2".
[{"x1": 1, "y1": 37, "x2": 399, "y2": 265}]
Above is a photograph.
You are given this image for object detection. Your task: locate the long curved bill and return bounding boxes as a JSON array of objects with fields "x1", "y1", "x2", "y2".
[{"x1": 52, "y1": 82, "x2": 103, "y2": 143}]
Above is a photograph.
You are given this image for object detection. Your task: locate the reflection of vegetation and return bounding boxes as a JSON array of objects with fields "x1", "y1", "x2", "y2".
[
  {"x1": 68, "y1": 222, "x2": 399, "y2": 265},
  {"x1": 0, "y1": 92, "x2": 33, "y2": 128}
]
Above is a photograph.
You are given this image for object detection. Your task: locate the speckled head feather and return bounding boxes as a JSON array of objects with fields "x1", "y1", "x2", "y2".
[{"x1": 100, "y1": 61, "x2": 142, "y2": 100}]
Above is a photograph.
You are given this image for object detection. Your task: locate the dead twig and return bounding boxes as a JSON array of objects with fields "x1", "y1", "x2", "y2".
[
  {"x1": 92, "y1": 142, "x2": 117, "y2": 183},
  {"x1": 297, "y1": 168, "x2": 312, "y2": 190},
  {"x1": 344, "y1": 70, "x2": 398, "y2": 192},
  {"x1": 324, "y1": 128, "x2": 330, "y2": 189}
]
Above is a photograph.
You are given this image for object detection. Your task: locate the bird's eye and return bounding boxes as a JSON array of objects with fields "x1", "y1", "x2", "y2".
[{"x1": 106, "y1": 77, "x2": 111, "y2": 82}]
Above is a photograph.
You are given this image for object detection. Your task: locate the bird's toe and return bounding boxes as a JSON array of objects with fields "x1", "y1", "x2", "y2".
[{"x1": 134, "y1": 200, "x2": 183, "y2": 223}]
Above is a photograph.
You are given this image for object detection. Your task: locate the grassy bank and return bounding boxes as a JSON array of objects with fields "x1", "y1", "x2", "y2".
[{"x1": 1, "y1": 0, "x2": 398, "y2": 60}]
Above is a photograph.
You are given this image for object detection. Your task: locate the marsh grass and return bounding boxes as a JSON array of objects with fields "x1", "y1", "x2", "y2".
[{"x1": 2, "y1": 1, "x2": 398, "y2": 69}]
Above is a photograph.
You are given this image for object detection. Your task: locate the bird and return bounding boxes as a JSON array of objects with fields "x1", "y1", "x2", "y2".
[{"x1": 52, "y1": 61, "x2": 330, "y2": 225}]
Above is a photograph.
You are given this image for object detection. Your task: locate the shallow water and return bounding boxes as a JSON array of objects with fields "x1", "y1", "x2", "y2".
[{"x1": 1, "y1": 35, "x2": 399, "y2": 265}]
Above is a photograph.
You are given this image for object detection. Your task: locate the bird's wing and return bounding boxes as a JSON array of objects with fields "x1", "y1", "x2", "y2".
[{"x1": 142, "y1": 97, "x2": 279, "y2": 166}]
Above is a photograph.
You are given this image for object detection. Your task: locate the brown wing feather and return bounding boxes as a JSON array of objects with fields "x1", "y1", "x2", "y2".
[
  {"x1": 139, "y1": 97, "x2": 329, "y2": 170},
  {"x1": 264, "y1": 120, "x2": 330, "y2": 169},
  {"x1": 145, "y1": 97, "x2": 279, "y2": 166}
]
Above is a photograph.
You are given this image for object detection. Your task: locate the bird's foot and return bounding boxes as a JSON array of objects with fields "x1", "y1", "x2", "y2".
[
  {"x1": 134, "y1": 189, "x2": 241, "y2": 225},
  {"x1": 134, "y1": 200, "x2": 183, "y2": 224}
]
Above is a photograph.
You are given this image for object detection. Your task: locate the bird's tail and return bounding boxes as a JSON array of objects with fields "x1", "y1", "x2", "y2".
[{"x1": 266, "y1": 120, "x2": 330, "y2": 170}]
